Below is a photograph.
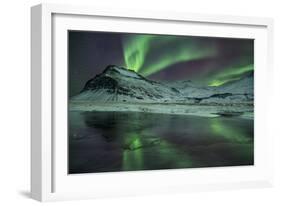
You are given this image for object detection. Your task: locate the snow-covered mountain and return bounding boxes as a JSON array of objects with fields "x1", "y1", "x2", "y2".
[
  {"x1": 72, "y1": 65, "x2": 182, "y2": 103},
  {"x1": 217, "y1": 73, "x2": 253, "y2": 95},
  {"x1": 199, "y1": 73, "x2": 253, "y2": 104},
  {"x1": 71, "y1": 65, "x2": 253, "y2": 105},
  {"x1": 167, "y1": 80, "x2": 215, "y2": 98}
]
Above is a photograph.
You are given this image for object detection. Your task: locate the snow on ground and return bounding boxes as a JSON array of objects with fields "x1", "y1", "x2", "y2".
[{"x1": 69, "y1": 101, "x2": 254, "y2": 119}]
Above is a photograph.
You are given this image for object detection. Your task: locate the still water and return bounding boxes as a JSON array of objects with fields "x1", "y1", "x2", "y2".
[{"x1": 69, "y1": 111, "x2": 253, "y2": 174}]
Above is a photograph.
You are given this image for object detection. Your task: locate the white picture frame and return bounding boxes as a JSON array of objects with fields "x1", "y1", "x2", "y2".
[{"x1": 31, "y1": 3, "x2": 274, "y2": 202}]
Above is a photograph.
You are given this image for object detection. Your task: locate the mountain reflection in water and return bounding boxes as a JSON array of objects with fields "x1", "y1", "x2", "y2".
[{"x1": 68, "y1": 111, "x2": 253, "y2": 174}]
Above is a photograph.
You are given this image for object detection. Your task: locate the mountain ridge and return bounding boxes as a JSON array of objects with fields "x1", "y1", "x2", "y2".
[{"x1": 71, "y1": 65, "x2": 253, "y2": 105}]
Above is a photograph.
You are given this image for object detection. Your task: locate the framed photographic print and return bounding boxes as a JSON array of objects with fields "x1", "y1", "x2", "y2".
[{"x1": 31, "y1": 3, "x2": 274, "y2": 201}]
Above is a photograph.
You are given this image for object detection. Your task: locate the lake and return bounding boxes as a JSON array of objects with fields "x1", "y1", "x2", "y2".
[{"x1": 68, "y1": 111, "x2": 253, "y2": 174}]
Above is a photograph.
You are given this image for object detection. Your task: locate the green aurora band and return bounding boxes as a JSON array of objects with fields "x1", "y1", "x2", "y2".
[
  {"x1": 122, "y1": 34, "x2": 253, "y2": 86},
  {"x1": 122, "y1": 35, "x2": 154, "y2": 73},
  {"x1": 122, "y1": 34, "x2": 217, "y2": 75},
  {"x1": 208, "y1": 64, "x2": 253, "y2": 86}
]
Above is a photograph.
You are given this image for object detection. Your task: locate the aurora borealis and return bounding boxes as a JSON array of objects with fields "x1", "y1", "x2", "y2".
[
  {"x1": 68, "y1": 31, "x2": 253, "y2": 96},
  {"x1": 122, "y1": 34, "x2": 217, "y2": 76}
]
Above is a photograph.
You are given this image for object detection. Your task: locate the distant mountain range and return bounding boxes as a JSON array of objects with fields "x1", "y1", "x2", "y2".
[{"x1": 71, "y1": 65, "x2": 253, "y2": 105}]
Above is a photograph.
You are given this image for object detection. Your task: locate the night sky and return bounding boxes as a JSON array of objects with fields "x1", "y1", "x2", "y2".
[{"x1": 68, "y1": 31, "x2": 253, "y2": 97}]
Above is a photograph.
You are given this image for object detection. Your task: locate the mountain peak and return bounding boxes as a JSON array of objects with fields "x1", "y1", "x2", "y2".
[
  {"x1": 103, "y1": 65, "x2": 127, "y2": 73},
  {"x1": 102, "y1": 65, "x2": 142, "y2": 79},
  {"x1": 80, "y1": 65, "x2": 149, "y2": 94}
]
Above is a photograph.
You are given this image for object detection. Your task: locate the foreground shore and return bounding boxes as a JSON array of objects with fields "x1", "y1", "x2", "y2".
[{"x1": 69, "y1": 101, "x2": 253, "y2": 119}]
